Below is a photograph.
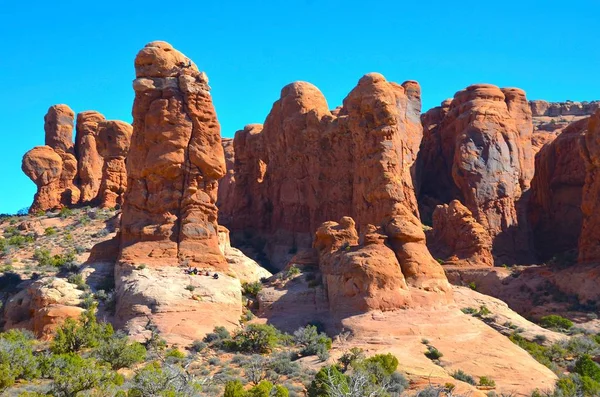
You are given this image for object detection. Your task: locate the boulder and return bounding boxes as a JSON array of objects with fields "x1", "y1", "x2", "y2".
[
  {"x1": 96, "y1": 120, "x2": 133, "y2": 208},
  {"x1": 75, "y1": 111, "x2": 106, "y2": 203},
  {"x1": 22, "y1": 146, "x2": 64, "y2": 212},
  {"x1": 3, "y1": 278, "x2": 84, "y2": 339}
]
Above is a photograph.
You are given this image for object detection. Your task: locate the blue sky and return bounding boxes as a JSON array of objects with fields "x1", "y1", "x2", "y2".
[{"x1": 1, "y1": 0, "x2": 599, "y2": 214}]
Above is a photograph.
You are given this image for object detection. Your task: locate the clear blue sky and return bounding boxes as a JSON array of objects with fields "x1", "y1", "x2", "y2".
[{"x1": 1, "y1": 0, "x2": 599, "y2": 214}]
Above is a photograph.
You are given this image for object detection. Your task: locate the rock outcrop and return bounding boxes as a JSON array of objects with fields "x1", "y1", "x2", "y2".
[
  {"x1": 417, "y1": 84, "x2": 534, "y2": 264},
  {"x1": 96, "y1": 120, "x2": 133, "y2": 208},
  {"x1": 216, "y1": 138, "x2": 236, "y2": 225},
  {"x1": 115, "y1": 41, "x2": 235, "y2": 344},
  {"x1": 528, "y1": 118, "x2": 588, "y2": 260},
  {"x1": 222, "y1": 74, "x2": 425, "y2": 269},
  {"x1": 75, "y1": 111, "x2": 106, "y2": 203},
  {"x1": 22, "y1": 146, "x2": 65, "y2": 212},
  {"x1": 578, "y1": 109, "x2": 600, "y2": 265},
  {"x1": 428, "y1": 200, "x2": 493, "y2": 267},
  {"x1": 3, "y1": 278, "x2": 85, "y2": 339}
]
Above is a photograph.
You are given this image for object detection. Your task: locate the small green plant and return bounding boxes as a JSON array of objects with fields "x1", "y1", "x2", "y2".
[
  {"x1": 451, "y1": 369, "x2": 476, "y2": 385},
  {"x1": 425, "y1": 345, "x2": 443, "y2": 360},
  {"x1": 468, "y1": 281, "x2": 477, "y2": 291},
  {"x1": 44, "y1": 227, "x2": 57, "y2": 236},
  {"x1": 436, "y1": 258, "x2": 444, "y2": 265},
  {"x1": 479, "y1": 376, "x2": 496, "y2": 387},
  {"x1": 185, "y1": 284, "x2": 195, "y2": 291},
  {"x1": 285, "y1": 265, "x2": 301, "y2": 279},
  {"x1": 59, "y1": 207, "x2": 73, "y2": 218},
  {"x1": 539, "y1": 315, "x2": 573, "y2": 331},
  {"x1": 94, "y1": 331, "x2": 146, "y2": 370},
  {"x1": 461, "y1": 307, "x2": 478, "y2": 315},
  {"x1": 137, "y1": 264, "x2": 146, "y2": 270},
  {"x1": 293, "y1": 325, "x2": 332, "y2": 357},
  {"x1": 242, "y1": 281, "x2": 263, "y2": 297}
]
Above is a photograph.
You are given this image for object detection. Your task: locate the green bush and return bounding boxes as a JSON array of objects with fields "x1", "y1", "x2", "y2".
[
  {"x1": 451, "y1": 369, "x2": 475, "y2": 385},
  {"x1": 540, "y1": 315, "x2": 573, "y2": 331},
  {"x1": 509, "y1": 333, "x2": 554, "y2": 368},
  {"x1": 285, "y1": 265, "x2": 301, "y2": 279},
  {"x1": 364, "y1": 353, "x2": 399, "y2": 376},
  {"x1": 47, "y1": 353, "x2": 121, "y2": 397},
  {"x1": 293, "y1": 325, "x2": 332, "y2": 357},
  {"x1": 307, "y1": 365, "x2": 347, "y2": 397},
  {"x1": 424, "y1": 345, "x2": 443, "y2": 360},
  {"x1": 44, "y1": 227, "x2": 57, "y2": 236},
  {"x1": 128, "y1": 361, "x2": 202, "y2": 396},
  {"x1": 33, "y1": 248, "x2": 76, "y2": 268},
  {"x1": 242, "y1": 281, "x2": 262, "y2": 297},
  {"x1": 224, "y1": 380, "x2": 246, "y2": 397},
  {"x1": 0, "y1": 330, "x2": 40, "y2": 390},
  {"x1": 94, "y1": 331, "x2": 146, "y2": 370},
  {"x1": 51, "y1": 305, "x2": 113, "y2": 353},
  {"x1": 191, "y1": 340, "x2": 207, "y2": 353},
  {"x1": 338, "y1": 347, "x2": 365, "y2": 372},
  {"x1": 574, "y1": 355, "x2": 600, "y2": 382},
  {"x1": 225, "y1": 324, "x2": 281, "y2": 354},
  {"x1": 268, "y1": 351, "x2": 300, "y2": 376},
  {"x1": 479, "y1": 376, "x2": 496, "y2": 387},
  {"x1": 59, "y1": 207, "x2": 73, "y2": 218}
]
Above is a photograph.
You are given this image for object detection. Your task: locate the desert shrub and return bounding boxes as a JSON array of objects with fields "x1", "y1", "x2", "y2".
[
  {"x1": 51, "y1": 305, "x2": 113, "y2": 353},
  {"x1": 79, "y1": 292, "x2": 95, "y2": 309},
  {"x1": 561, "y1": 335, "x2": 600, "y2": 357},
  {"x1": 338, "y1": 347, "x2": 365, "y2": 372},
  {"x1": 307, "y1": 365, "x2": 346, "y2": 397},
  {"x1": 293, "y1": 325, "x2": 332, "y2": 357},
  {"x1": 509, "y1": 333, "x2": 554, "y2": 368},
  {"x1": 47, "y1": 353, "x2": 121, "y2": 397},
  {"x1": 242, "y1": 281, "x2": 262, "y2": 297},
  {"x1": 363, "y1": 353, "x2": 399, "y2": 377},
  {"x1": 94, "y1": 331, "x2": 146, "y2": 369},
  {"x1": 59, "y1": 207, "x2": 73, "y2": 218},
  {"x1": 191, "y1": 340, "x2": 207, "y2": 353},
  {"x1": 461, "y1": 307, "x2": 478, "y2": 315},
  {"x1": 204, "y1": 326, "x2": 231, "y2": 348},
  {"x1": 534, "y1": 334, "x2": 548, "y2": 344},
  {"x1": 0, "y1": 329, "x2": 40, "y2": 390},
  {"x1": 468, "y1": 282, "x2": 477, "y2": 290},
  {"x1": 6, "y1": 234, "x2": 35, "y2": 248},
  {"x1": 224, "y1": 380, "x2": 246, "y2": 397},
  {"x1": 225, "y1": 324, "x2": 281, "y2": 354},
  {"x1": 44, "y1": 227, "x2": 56, "y2": 236},
  {"x1": 540, "y1": 315, "x2": 573, "y2": 331},
  {"x1": 574, "y1": 355, "x2": 600, "y2": 382},
  {"x1": 67, "y1": 273, "x2": 86, "y2": 288},
  {"x1": 451, "y1": 369, "x2": 476, "y2": 385},
  {"x1": 269, "y1": 351, "x2": 300, "y2": 376},
  {"x1": 424, "y1": 345, "x2": 443, "y2": 360},
  {"x1": 33, "y1": 248, "x2": 75, "y2": 268},
  {"x1": 285, "y1": 265, "x2": 301, "y2": 279},
  {"x1": 185, "y1": 284, "x2": 195, "y2": 291},
  {"x1": 128, "y1": 361, "x2": 202, "y2": 396},
  {"x1": 479, "y1": 376, "x2": 496, "y2": 387}
]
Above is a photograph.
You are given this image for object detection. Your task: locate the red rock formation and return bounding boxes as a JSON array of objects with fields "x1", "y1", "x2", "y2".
[
  {"x1": 528, "y1": 118, "x2": 588, "y2": 260},
  {"x1": 119, "y1": 41, "x2": 226, "y2": 269},
  {"x1": 417, "y1": 84, "x2": 534, "y2": 263},
  {"x1": 96, "y1": 120, "x2": 132, "y2": 208},
  {"x1": 75, "y1": 111, "x2": 106, "y2": 203},
  {"x1": 222, "y1": 74, "x2": 424, "y2": 268},
  {"x1": 578, "y1": 109, "x2": 600, "y2": 264},
  {"x1": 44, "y1": 104, "x2": 81, "y2": 207},
  {"x1": 216, "y1": 138, "x2": 236, "y2": 225},
  {"x1": 22, "y1": 146, "x2": 64, "y2": 212},
  {"x1": 428, "y1": 200, "x2": 493, "y2": 267}
]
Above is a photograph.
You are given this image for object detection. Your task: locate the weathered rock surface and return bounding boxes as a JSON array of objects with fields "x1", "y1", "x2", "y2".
[
  {"x1": 3, "y1": 278, "x2": 84, "y2": 339},
  {"x1": 428, "y1": 200, "x2": 493, "y2": 267},
  {"x1": 417, "y1": 84, "x2": 534, "y2": 264},
  {"x1": 218, "y1": 226, "x2": 271, "y2": 283},
  {"x1": 119, "y1": 41, "x2": 226, "y2": 270},
  {"x1": 115, "y1": 41, "x2": 234, "y2": 344},
  {"x1": 22, "y1": 146, "x2": 64, "y2": 212},
  {"x1": 222, "y1": 74, "x2": 425, "y2": 269},
  {"x1": 528, "y1": 118, "x2": 588, "y2": 260},
  {"x1": 96, "y1": 120, "x2": 133, "y2": 208},
  {"x1": 216, "y1": 138, "x2": 236, "y2": 225},
  {"x1": 75, "y1": 111, "x2": 106, "y2": 203},
  {"x1": 579, "y1": 110, "x2": 600, "y2": 265}
]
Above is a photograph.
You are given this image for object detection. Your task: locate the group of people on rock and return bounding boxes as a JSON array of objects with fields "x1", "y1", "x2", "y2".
[{"x1": 185, "y1": 267, "x2": 219, "y2": 279}]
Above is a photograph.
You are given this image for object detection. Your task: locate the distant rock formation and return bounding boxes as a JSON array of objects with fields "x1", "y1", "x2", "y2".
[
  {"x1": 96, "y1": 120, "x2": 133, "y2": 208},
  {"x1": 428, "y1": 200, "x2": 493, "y2": 267},
  {"x1": 75, "y1": 111, "x2": 106, "y2": 203},
  {"x1": 417, "y1": 84, "x2": 535, "y2": 264},
  {"x1": 528, "y1": 118, "x2": 588, "y2": 260},
  {"x1": 221, "y1": 74, "x2": 424, "y2": 269},
  {"x1": 216, "y1": 138, "x2": 236, "y2": 225},
  {"x1": 22, "y1": 105, "x2": 132, "y2": 212}
]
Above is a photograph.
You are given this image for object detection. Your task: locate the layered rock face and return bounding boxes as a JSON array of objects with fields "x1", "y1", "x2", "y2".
[
  {"x1": 22, "y1": 146, "x2": 65, "y2": 212},
  {"x1": 75, "y1": 111, "x2": 106, "y2": 203},
  {"x1": 417, "y1": 84, "x2": 535, "y2": 264},
  {"x1": 96, "y1": 120, "x2": 133, "y2": 208},
  {"x1": 578, "y1": 110, "x2": 600, "y2": 264},
  {"x1": 428, "y1": 200, "x2": 493, "y2": 267},
  {"x1": 115, "y1": 41, "x2": 236, "y2": 344},
  {"x1": 528, "y1": 118, "x2": 588, "y2": 260},
  {"x1": 223, "y1": 74, "x2": 425, "y2": 268}
]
